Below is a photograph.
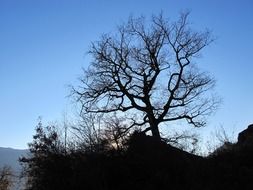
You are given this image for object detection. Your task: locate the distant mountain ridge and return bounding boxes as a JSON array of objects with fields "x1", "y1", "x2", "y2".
[{"x1": 0, "y1": 147, "x2": 28, "y2": 172}]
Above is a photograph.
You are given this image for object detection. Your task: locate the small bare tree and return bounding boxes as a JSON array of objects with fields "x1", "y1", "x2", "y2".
[
  {"x1": 73, "y1": 12, "x2": 219, "y2": 140},
  {"x1": 72, "y1": 113, "x2": 133, "y2": 152},
  {"x1": 206, "y1": 126, "x2": 235, "y2": 156},
  {"x1": 71, "y1": 113, "x2": 105, "y2": 152},
  {"x1": 164, "y1": 130, "x2": 200, "y2": 154},
  {"x1": 102, "y1": 113, "x2": 134, "y2": 150},
  {"x1": 0, "y1": 166, "x2": 12, "y2": 190}
]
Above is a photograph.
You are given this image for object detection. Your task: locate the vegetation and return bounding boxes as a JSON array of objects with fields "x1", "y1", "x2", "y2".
[
  {"x1": 19, "y1": 122, "x2": 253, "y2": 190},
  {"x1": 0, "y1": 166, "x2": 13, "y2": 190}
]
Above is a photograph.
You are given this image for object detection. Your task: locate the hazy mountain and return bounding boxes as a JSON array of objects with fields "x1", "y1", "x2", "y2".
[{"x1": 0, "y1": 147, "x2": 28, "y2": 172}]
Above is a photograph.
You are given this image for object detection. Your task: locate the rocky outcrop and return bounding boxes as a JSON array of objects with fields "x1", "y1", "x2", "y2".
[{"x1": 237, "y1": 124, "x2": 253, "y2": 147}]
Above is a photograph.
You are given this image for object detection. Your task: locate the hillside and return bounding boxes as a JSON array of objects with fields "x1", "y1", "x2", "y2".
[
  {"x1": 2, "y1": 125, "x2": 253, "y2": 189},
  {"x1": 0, "y1": 147, "x2": 28, "y2": 172},
  {"x1": 19, "y1": 125, "x2": 253, "y2": 190}
]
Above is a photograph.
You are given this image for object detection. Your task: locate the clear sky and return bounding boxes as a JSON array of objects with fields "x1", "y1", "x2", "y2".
[{"x1": 0, "y1": 0, "x2": 253, "y2": 149}]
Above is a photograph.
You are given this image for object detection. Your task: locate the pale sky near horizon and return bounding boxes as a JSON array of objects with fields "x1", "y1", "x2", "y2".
[{"x1": 0, "y1": 0, "x2": 253, "y2": 149}]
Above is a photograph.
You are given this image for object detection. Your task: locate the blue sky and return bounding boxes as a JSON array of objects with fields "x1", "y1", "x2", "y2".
[{"x1": 0, "y1": 0, "x2": 253, "y2": 149}]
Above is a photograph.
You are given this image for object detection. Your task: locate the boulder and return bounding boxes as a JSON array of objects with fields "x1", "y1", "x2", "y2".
[{"x1": 237, "y1": 124, "x2": 253, "y2": 146}]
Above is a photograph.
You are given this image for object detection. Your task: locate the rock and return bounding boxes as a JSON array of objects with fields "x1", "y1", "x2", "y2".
[{"x1": 237, "y1": 124, "x2": 253, "y2": 146}]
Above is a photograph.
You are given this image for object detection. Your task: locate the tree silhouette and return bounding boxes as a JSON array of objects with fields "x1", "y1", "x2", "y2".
[
  {"x1": 20, "y1": 121, "x2": 66, "y2": 190},
  {"x1": 72, "y1": 12, "x2": 219, "y2": 140}
]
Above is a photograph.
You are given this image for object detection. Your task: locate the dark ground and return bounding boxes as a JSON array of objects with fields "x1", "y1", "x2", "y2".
[{"x1": 20, "y1": 125, "x2": 253, "y2": 190}]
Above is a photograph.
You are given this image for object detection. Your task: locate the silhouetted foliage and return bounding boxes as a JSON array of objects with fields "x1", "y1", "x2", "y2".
[
  {"x1": 20, "y1": 122, "x2": 253, "y2": 190},
  {"x1": 72, "y1": 12, "x2": 219, "y2": 140},
  {"x1": 19, "y1": 121, "x2": 67, "y2": 190}
]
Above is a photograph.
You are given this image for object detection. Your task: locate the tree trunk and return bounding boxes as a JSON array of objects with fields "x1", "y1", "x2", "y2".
[{"x1": 151, "y1": 124, "x2": 161, "y2": 140}]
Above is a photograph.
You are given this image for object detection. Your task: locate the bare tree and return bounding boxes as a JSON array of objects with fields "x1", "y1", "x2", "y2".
[
  {"x1": 72, "y1": 12, "x2": 219, "y2": 140},
  {"x1": 0, "y1": 166, "x2": 12, "y2": 190},
  {"x1": 71, "y1": 113, "x2": 131, "y2": 152},
  {"x1": 164, "y1": 130, "x2": 200, "y2": 154},
  {"x1": 71, "y1": 113, "x2": 108, "y2": 152},
  {"x1": 206, "y1": 126, "x2": 235, "y2": 156},
  {"x1": 102, "y1": 113, "x2": 135, "y2": 150}
]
